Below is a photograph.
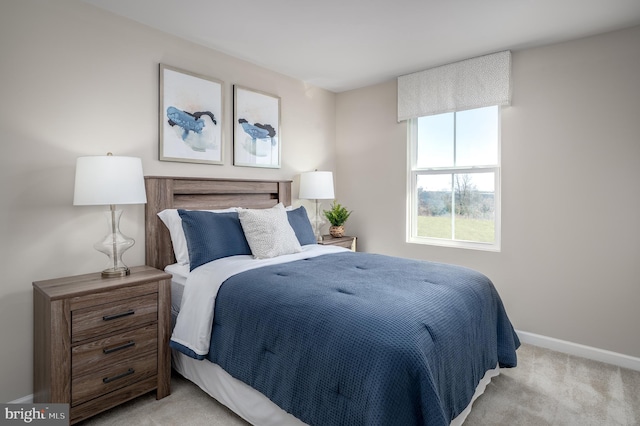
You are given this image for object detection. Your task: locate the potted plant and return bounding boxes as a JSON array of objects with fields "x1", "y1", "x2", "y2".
[{"x1": 323, "y1": 201, "x2": 352, "y2": 238}]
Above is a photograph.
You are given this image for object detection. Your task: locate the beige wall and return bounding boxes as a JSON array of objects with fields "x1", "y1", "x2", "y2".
[
  {"x1": 0, "y1": 0, "x2": 336, "y2": 402},
  {"x1": 336, "y1": 26, "x2": 640, "y2": 359}
]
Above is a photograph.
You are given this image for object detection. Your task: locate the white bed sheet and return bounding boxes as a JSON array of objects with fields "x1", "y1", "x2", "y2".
[
  {"x1": 165, "y1": 252, "x2": 500, "y2": 426},
  {"x1": 165, "y1": 263, "x2": 189, "y2": 327}
]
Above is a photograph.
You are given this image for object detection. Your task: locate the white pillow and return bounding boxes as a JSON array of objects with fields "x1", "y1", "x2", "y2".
[
  {"x1": 238, "y1": 203, "x2": 302, "y2": 259},
  {"x1": 157, "y1": 208, "x2": 237, "y2": 265}
]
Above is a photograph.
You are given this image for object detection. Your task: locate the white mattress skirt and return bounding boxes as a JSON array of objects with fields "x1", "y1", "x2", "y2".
[
  {"x1": 172, "y1": 349, "x2": 500, "y2": 426},
  {"x1": 173, "y1": 349, "x2": 305, "y2": 425}
]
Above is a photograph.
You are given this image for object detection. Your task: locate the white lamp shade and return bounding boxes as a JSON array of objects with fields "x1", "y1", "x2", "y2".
[
  {"x1": 299, "y1": 171, "x2": 335, "y2": 200},
  {"x1": 73, "y1": 155, "x2": 147, "y2": 205}
]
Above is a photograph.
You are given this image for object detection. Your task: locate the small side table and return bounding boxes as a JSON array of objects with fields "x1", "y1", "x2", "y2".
[
  {"x1": 33, "y1": 265, "x2": 171, "y2": 424},
  {"x1": 319, "y1": 235, "x2": 356, "y2": 251}
]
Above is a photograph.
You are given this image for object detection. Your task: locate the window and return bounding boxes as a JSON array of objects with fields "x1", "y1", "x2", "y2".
[{"x1": 408, "y1": 106, "x2": 500, "y2": 251}]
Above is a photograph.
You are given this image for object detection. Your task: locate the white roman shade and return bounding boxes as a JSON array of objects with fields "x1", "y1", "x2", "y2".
[{"x1": 397, "y1": 51, "x2": 511, "y2": 122}]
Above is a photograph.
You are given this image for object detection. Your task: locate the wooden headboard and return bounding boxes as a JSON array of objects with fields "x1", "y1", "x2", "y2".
[{"x1": 144, "y1": 176, "x2": 292, "y2": 270}]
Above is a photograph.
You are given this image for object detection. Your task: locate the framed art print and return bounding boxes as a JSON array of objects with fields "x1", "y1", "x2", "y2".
[
  {"x1": 159, "y1": 64, "x2": 224, "y2": 164},
  {"x1": 233, "y1": 85, "x2": 281, "y2": 168}
]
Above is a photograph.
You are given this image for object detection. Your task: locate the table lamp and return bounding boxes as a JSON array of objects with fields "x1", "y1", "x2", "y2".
[
  {"x1": 299, "y1": 170, "x2": 335, "y2": 242},
  {"x1": 73, "y1": 153, "x2": 147, "y2": 277}
]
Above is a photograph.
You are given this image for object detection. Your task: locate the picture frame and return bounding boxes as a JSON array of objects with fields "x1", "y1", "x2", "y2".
[
  {"x1": 159, "y1": 64, "x2": 224, "y2": 164},
  {"x1": 233, "y1": 85, "x2": 281, "y2": 168}
]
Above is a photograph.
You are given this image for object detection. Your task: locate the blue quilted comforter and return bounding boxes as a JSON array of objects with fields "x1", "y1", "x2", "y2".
[{"x1": 194, "y1": 251, "x2": 519, "y2": 425}]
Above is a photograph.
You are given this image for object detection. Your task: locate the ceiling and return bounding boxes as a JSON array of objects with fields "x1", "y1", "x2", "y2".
[{"x1": 83, "y1": 0, "x2": 640, "y2": 93}]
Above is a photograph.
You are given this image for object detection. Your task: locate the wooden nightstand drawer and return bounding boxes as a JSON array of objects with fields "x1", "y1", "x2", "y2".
[
  {"x1": 71, "y1": 352, "x2": 158, "y2": 406},
  {"x1": 72, "y1": 293, "x2": 158, "y2": 343},
  {"x1": 72, "y1": 324, "x2": 157, "y2": 378}
]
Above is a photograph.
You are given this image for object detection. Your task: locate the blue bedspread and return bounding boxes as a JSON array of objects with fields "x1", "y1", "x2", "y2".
[{"x1": 195, "y1": 252, "x2": 519, "y2": 425}]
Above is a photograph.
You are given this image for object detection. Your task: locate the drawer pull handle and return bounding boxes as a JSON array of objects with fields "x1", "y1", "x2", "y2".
[
  {"x1": 103, "y1": 368, "x2": 135, "y2": 384},
  {"x1": 103, "y1": 341, "x2": 135, "y2": 354},
  {"x1": 103, "y1": 310, "x2": 135, "y2": 321}
]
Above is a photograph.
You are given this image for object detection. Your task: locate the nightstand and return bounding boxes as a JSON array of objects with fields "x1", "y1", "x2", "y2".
[
  {"x1": 33, "y1": 265, "x2": 171, "y2": 424},
  {"x1": 320, "y1": 235, "x2": 357, "y2": 251}
]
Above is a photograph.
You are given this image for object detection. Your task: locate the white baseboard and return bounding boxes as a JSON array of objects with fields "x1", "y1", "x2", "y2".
[
  {"x1": 517, "y1": 330, "x2": 640, "y2": 372},
  {"x1": 9, "y1": 394, "x2": 33, "y2": 404}
]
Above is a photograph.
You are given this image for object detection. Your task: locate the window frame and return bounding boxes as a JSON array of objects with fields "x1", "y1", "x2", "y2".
[{"x1": 406, "y1": 108, "x2": 502, "y2": 251}]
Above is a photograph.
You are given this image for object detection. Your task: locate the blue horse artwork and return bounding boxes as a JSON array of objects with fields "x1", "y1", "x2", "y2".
[
  {"x1": 238, "y1": 118, "x2": 277, "y2": 157},
  {"x1": 167, "y1": 106, "x2": 217, "y2": 152}
]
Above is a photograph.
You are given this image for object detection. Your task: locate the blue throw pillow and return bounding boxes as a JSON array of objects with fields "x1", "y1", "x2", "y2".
[
  {"x1": 287, "y1": 206, "x2": 317, "y2": 245},
  {"x1": 178, "y1": 210, "x2": 252, "y2": 270}
]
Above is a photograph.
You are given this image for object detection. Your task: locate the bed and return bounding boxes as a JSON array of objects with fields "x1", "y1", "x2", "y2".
[{"x1": 144, "y1": 175, "x2": 520, "y2": 426}]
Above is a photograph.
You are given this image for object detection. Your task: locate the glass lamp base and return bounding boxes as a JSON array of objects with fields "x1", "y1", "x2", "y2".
[
  {"x1": 312, "y1": 199, "x2": 327, "y2": 243},
  {"x1": 101, "y1": 266, "x2": 130, "y2": 278},
  {"x1": 95, "y1": 207, "x2": 135, "y2": 279}
]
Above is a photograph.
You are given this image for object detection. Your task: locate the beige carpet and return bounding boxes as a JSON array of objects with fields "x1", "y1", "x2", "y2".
[{"x1": 81, "y1": 344, "x2": 640, "y2": 425}]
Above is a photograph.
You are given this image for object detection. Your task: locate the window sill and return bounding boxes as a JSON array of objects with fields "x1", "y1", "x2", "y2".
[{"x1": 407, "y1": 236, "x2": 501, "y2": 252}]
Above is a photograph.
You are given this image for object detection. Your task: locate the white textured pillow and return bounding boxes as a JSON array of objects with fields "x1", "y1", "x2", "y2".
[
  {"x1": 157, "y1": 208, "x2": 237, "y2": 265},
  {"x1": 238, "y1": 203, "x2": 302, "y2": 259}
]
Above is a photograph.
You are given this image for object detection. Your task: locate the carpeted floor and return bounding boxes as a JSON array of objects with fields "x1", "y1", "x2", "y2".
[
  {"x1": 80, "y1": 344, "x2": 640, "y2": 425},
  {"x1": 464, "y1": 344, "x2": 640, "y2": 425}
]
